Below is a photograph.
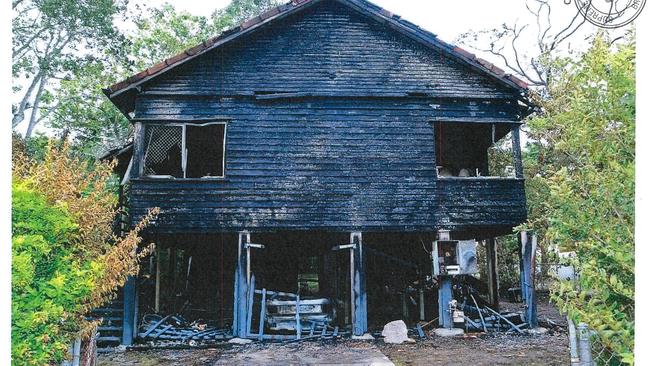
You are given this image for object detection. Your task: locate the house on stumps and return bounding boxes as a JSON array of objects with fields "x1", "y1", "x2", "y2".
[{"x1": 102, "y1": 0, "x2": 536, "y2": 346}]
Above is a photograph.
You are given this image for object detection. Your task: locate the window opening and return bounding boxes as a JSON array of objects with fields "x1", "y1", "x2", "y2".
[
  {"x1": 186, "y1": 124, "x2": 226, "y2": 178},
  {"x1": 434, "y1": 122, "x2": 516, "y2": 178},
  {"x1": 142, "y1": 122, "x2": 226, "y2": 179},
  {"x1": 143, "y1": 125, "x2": 183, "y2": 178}
]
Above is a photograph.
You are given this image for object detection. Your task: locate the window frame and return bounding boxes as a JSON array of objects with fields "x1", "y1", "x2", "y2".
[
  {"x1": 429, "y1": 120, "x2": 522, "y2": 180},
  {"x1": 141, "y1": 121, "x2": 228, "y2": 180}
]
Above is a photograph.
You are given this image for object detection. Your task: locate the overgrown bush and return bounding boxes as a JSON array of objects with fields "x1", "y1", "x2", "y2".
[
  {"x1": 524, "y1": 34, "x2": 635, "y2": 363},
  {"x1": 12, "y1": 139, "x2": 158, "y2": 365}
]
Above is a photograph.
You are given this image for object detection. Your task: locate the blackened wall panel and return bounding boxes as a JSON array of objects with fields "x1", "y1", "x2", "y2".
[
  {"x1": 129, "y1": 96, "x2": 526, "y2": 233},
  {"x1": 142, "y1": 1, "x2": 519, "y2": 100}
]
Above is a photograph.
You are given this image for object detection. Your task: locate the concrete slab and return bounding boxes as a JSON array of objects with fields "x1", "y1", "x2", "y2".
[
  {"x1": 351, "y1": 333, "x2": 375, "y2": 340},
  {"x1": 433, "y1": 328, "x2": 464, "y2": 337},
  {"x1": 228, "y1": 337, "x2": 253, "y2": 344}
]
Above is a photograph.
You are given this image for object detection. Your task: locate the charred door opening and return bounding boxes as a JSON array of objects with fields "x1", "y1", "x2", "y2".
[{"x1": 234, "y1": 231, "x2": 435, "y2": 336}]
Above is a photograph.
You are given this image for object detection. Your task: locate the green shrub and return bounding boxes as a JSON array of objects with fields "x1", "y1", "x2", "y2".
[
  {"x1": 12, "y1": 182, "x2": 100, "y2": 365},
  {"x1": 525, "y1": 34, "x2": 635, "y2": 363}
]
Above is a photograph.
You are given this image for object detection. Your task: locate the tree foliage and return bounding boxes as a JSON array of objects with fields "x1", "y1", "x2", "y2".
[
  {"x1": 44, "y1": 59, "x2": 132, "y2": 157},
  {"x1": 523, "y1": 33, "x2": 635, "y2": 363},
  {"x1": 12, "y1": 0, "x2": 128, "y2": 137},
  {"x1": 12, "y1": 138, "x2": 158, "y2": 365},
  {"x1": 17, "y1": 0, "x2": 280, "y2": 156}
]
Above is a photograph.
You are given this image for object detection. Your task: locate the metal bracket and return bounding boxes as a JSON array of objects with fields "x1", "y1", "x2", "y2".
[
  {"x1": 245, "y1": 243, "x2": 265, "y2": 249},
  {"x1": 331, "y1": 243, "x2": 356, "y2": 251}
]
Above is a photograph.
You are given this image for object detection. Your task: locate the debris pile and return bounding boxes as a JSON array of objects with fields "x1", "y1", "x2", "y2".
[
  {"x1": 138, "y1": 314, "x2": 231, "y2": 344},
  {"x1": 460, "y1": 303, "x2": 527, "y2": 333}
]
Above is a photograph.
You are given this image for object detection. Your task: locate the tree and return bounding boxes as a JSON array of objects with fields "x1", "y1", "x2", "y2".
[
  {"x1": 454, "y1": 0, "x2": 626, "y2": 97},
  {"x1": 524, "y1": 33, "x2": 635, "y2": 362},
  {"x1": 12, "y1": 138, "x2": 158, "y2": 365},
  {"x1": 44, "y1": 59, "x2": 132, "y2": 157},
  {"x1": 35, "y1": 0, "x2": 281, "y2": 156},
  {"x1": 127, "y1": 0, "x2": 281, "y2": 70},
  {"x1": 126, "y1": 4, "x2": 220, "y2": 72},
  {"x1": 12, "y1": 0, "x2": 128, "y2": 137},
  {"x1": 212, "y1": 0, "x2": 282, "y2": 29}
]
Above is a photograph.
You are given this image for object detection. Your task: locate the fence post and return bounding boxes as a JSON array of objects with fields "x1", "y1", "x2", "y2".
[
  {"x1": 567, "y1": 317, "x2": 580, "y2": 366},
  {"x1": 72, "y1": 338, "x2": 81, "y2": 366},
  {"x1": 578, "y1": 322, "x2": 594, "y2": 366}
]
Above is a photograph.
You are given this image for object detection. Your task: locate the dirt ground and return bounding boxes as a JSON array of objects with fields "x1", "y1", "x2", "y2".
[
  {"x1": 379, "y1": 332, "x2": 568, "y2": 366},
  {"x1": 98, "y1": 296, "x2": 570, "y2": 366}
]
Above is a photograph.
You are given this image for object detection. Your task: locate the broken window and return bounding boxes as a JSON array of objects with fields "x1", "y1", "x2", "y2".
[
  {"x1": 143, "y1": 125, "x2": 183, "y2": 178},
  {"x1": 186, "y1": 124, "x2": 226, "y2": 178},
  {"x1": 142, "y1": 122, "x2": 227, "y2": 178},
  {"x1": 433, "y1": 122, "x2": 517, "y2": 178}
]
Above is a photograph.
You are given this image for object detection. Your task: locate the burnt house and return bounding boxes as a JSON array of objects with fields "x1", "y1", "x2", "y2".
[{"x1": 103, "y1": 0, "x2": 534, "y2": 346}]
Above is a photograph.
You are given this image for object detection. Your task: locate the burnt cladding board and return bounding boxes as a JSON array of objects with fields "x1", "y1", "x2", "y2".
[
  {"x1": 130, "y1": 1, "x2": 526, "y2": 233},
  {"x1": 142, "y1": 1, "x2": 519, "y2": 99},
  {"x1": 130, "y1": 98, "x2": 526, "y2": 232}
]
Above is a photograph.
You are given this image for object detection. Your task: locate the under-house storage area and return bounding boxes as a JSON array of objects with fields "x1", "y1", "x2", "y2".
[
  {"x1": 236, "y1": 231, "x2": 441, "y2": 337},
  {"x1": 133, "y1": 231, "x2": 443, "y2": 342},
  {"x1": 137, "y1": 234, "x2": 238, "y2": 330}
]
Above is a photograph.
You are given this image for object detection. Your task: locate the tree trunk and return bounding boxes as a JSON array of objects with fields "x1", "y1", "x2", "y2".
[
  {"x1": 25, "y1": 76, "x2": 47, "y2": 138},
  {"x1": 12, "y1": 71, "x2": 42, "y2": 129}
]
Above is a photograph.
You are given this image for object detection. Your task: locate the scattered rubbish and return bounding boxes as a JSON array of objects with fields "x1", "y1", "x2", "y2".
[
  {"x1": 526, "y1": 327, "x2": 549, "y2": 335},
  {"x1": 415, "y1": 324, "x2": 426, "y2": 339},
  {"x1": 138, "y1": 314, "x2": 231, "y2": 344},
  {"x1": 265, "y1": 297, "x2": 334, "y2": 332},
  {"x1": 460, "y1": 304, "x2": 528, "y2": 334}
]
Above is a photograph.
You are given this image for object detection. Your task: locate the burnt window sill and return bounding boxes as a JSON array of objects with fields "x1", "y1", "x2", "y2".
[{"x1": 136, "y1": 176, "x2": 229, "y2": 182}]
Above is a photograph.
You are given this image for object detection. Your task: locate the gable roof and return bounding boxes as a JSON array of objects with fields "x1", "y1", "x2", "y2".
[{"x1": 104, "y1": 0, "x2": 530, "y2": 116}]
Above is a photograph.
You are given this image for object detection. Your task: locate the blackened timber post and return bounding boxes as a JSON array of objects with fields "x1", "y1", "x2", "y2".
[
  {"x1": 436, "y1": 229, "x2": 454, "y2": 329},
  {"x1": 430, "y1": 121, "x2": 438, "y2": 178},
  {"x1": 485, "y1": 238, "x2": 499, "y2": 310},
  {"x1": 351, "y1": 232, "x2": 367, "y2": 336},
  {"x1": 131, "y1": 121, "x2": 144, "y2": 178},
  {"x1": 122, "y1": 276, "x2": 137, "y2": 345},
  {"x1": 419, "y1": 285, "x2": 425, "y2": 321},
  {"x1": 232, "y1": 231, "x2": 250, "y2": 338},
  {"x1": 519, "y1": 237, "x2": 525, "y2": 302},
  {"x1": 519, "y1": 231, "x2": 538, "y2": 328},
  {"x1": 155, "y1": 247, "x2": 161, "y2": 313},
  {"x1": 511, "y1": 124, "x2": 524, "y2": 179},
  {"x1": 169, "y1": 247, "x2": 176, "y2": 302}
]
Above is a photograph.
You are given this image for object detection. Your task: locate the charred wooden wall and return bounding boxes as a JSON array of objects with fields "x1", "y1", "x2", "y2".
[
  {"x1": 128, "y1": 1, "x2": 526, "y2": 234},
  {"x1": 143, "y1": 1, "x2": 520, "y2": 99}
]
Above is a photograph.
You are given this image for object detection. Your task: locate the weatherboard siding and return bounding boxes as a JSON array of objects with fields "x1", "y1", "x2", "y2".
[
  {"x1": 142, "y1": 1, "x2": 519, "y2": 100},
  {"x1": 130, "y1": 178, "x2": 525, "y2": 233},
  {"x1": 129, "y1": 97, "x2": 526, "y2": 233}
]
